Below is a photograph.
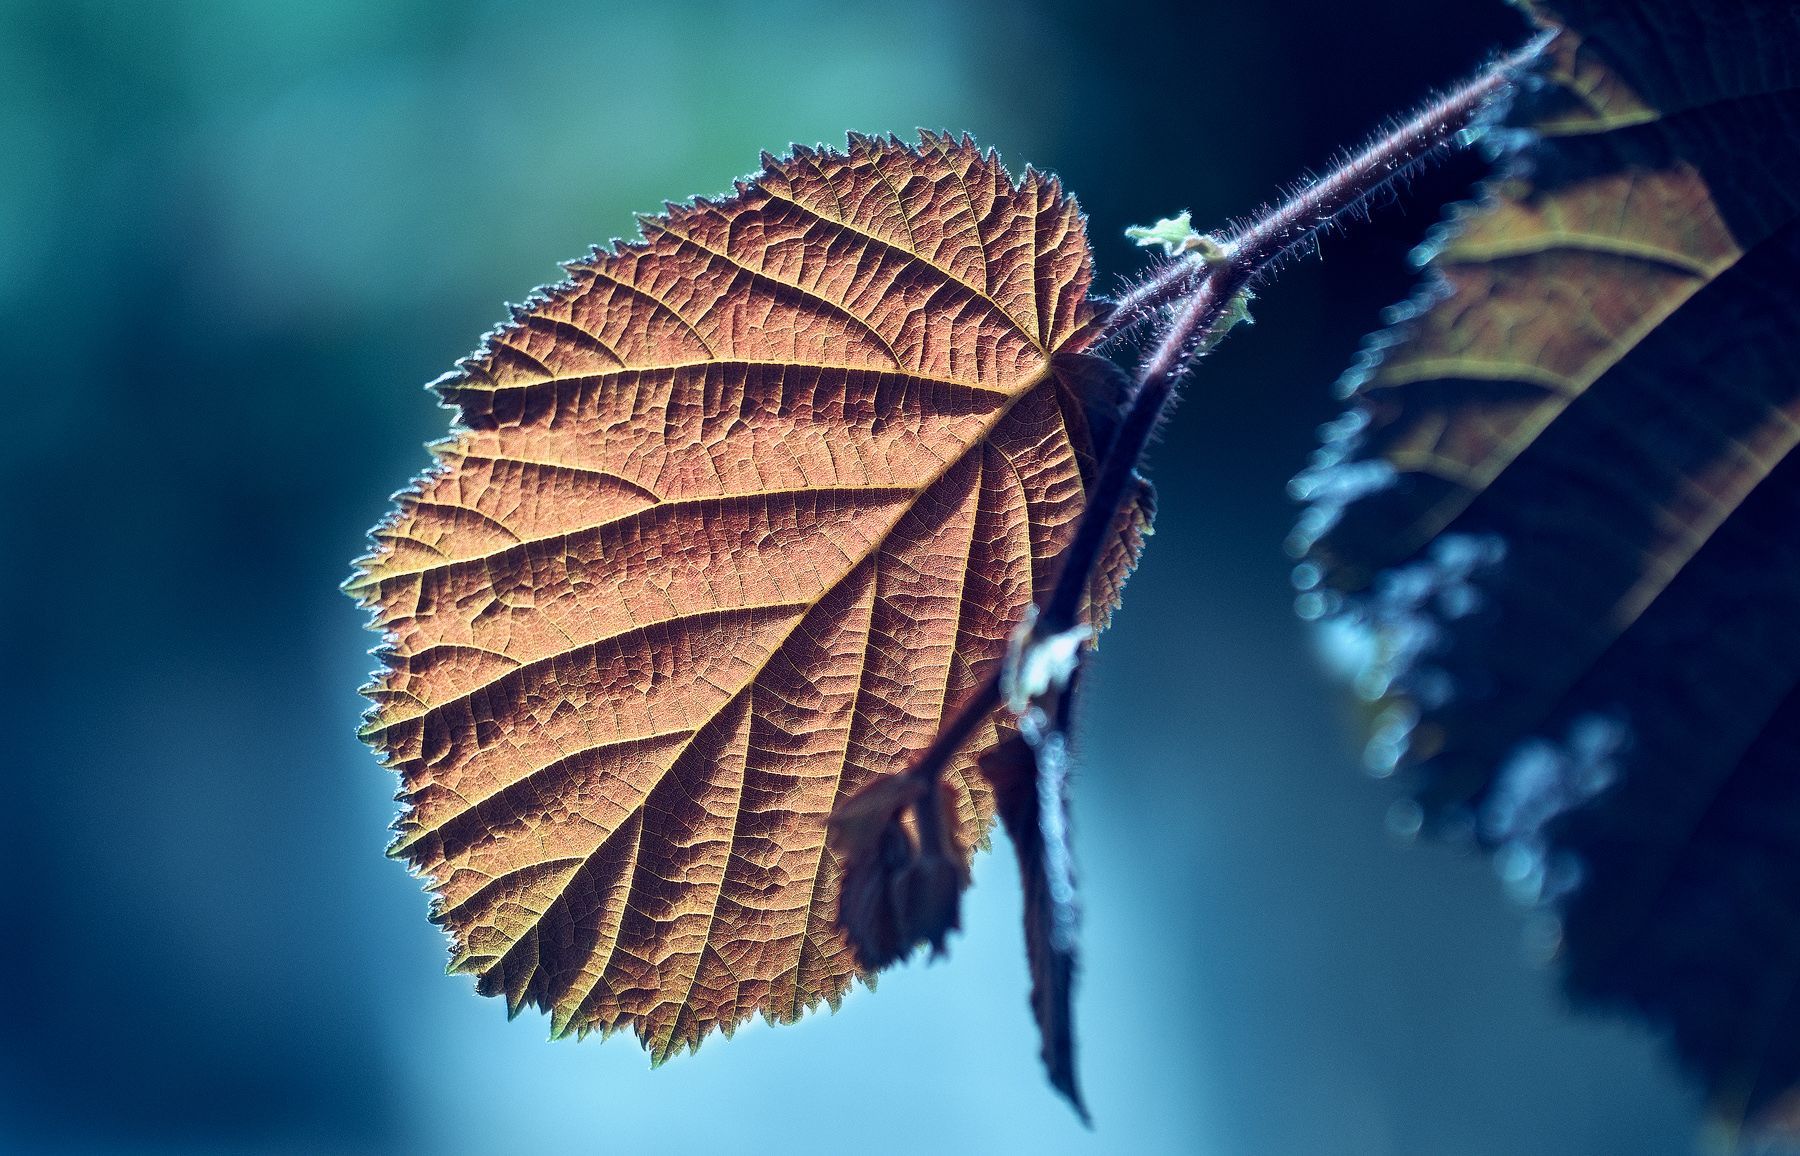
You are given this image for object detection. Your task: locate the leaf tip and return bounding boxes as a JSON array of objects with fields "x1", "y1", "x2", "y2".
[
  {"x1": 445, "y1": 949, "x2": 484, "y2": 978},
  {"x1": 644, "y1": 1026, "x2": 685, "y2": 1069},
  {"x1": 548, "y1": 1003, "x2": 580, "y2": 1042}
]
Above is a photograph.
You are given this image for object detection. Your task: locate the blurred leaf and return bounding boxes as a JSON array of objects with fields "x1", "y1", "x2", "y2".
[
  {"x1": 347, "y1": 133, "x2": 1148, "y2": 1060},
  {"x1": 1294, "y1": 0, "x2": 1800, "y2": 1134},
  {"x1": 981, "y1": 723, "x2": 1088, "y2": 1122}
]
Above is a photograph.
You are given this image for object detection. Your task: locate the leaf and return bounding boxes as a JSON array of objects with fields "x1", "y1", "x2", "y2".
[
  {"x1": 826, "y1": 771, "x2": 966, "y2": 970},
  {"x1": 980, "y1": 719, "x2": 1087, "y2": 1123},
  {"x1": 347, "y1": 133, "x2": 1148, "y2": 1061},
  {"x1": 1293, "y1": 0, "x2": 1800, "y2": 1133}
]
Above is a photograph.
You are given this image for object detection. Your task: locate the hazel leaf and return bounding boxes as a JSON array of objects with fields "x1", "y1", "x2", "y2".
[{"x1": 348, "y1": 133, "x2": 1149, "y2": 1061}]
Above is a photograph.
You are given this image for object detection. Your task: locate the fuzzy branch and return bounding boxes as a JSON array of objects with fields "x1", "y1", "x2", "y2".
[
  {"x1": 836, "y1": 32, "x2": 1539, "y2": 990},
  {"x1": 1097, "y1": 44, "x2": 1537, "y2": 348},
  {"x1": 827, "y1": 38, "x2": 1540, "y2": 1120}
]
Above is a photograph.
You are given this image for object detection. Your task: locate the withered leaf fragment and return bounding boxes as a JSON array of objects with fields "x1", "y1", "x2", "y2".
[
  {"x1": 348, "y1": 133, "x2": 1148, "y2": 1061},
  {"x1": 1296, "y1": 0, "x2": 1800, "y2": 1134},
  {"x1": 827, "y1": 774, "x2": 966, "y2": 970}
]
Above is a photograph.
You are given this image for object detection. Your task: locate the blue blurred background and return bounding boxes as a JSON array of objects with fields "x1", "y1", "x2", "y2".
[{"x1": 1, "y1": 2, "x2": 1705, "y2": 1152}]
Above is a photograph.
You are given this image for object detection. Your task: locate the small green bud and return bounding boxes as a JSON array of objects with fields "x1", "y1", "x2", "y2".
[
  {"x1": 1126, "y1": 212, "x2": 1229, "y2": 264},
  {"x1": 1125, "y1": 212, "x2": 1197, "y2": 253},
  {"x1": 1199, "y1": 288, "x2": 1256, "y2": 353}
]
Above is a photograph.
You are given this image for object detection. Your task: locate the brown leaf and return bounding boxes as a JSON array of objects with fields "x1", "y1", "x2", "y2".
[{"x1": 347, "y1": 133, "x2": 1147, "y2": 1060}]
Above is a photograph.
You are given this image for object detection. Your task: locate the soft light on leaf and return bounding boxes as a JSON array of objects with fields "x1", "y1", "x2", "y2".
[{"x1": 348, "y1": 133, "x2": 1147, "y2": 1060}]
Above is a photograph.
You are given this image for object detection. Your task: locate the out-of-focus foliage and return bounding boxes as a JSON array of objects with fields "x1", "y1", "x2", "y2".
[
  {"x1": 1297, "y1": 0, "x2": 1800, "y2": 1137},
  {"x1": 349, "y1": 135, "x2": 1147, "y2": 1060}
]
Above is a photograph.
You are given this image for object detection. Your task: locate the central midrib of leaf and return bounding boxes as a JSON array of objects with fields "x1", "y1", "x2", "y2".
[
  {"x1": 401, "y1": 351, "x2": 1065, "y2": 1046},
  {"x1": 383, "y1": 360, "x2": 1048, "y2": 778},
  {"x1": 352, "y1": 134, "x2": 1110, "y2": 1059}
]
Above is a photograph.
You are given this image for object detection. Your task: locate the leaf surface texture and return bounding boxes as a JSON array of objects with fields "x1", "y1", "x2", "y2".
[{"x1": 349, "y1": 134, "x2": 1142, "y2": 1059}]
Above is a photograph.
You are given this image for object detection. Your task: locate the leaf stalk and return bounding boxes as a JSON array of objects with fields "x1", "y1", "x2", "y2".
[
  {"x1": 879, "y1": 38, "x2": 1540, "y2": 894},
  {"x1": 1095, "y1": 45, "x2": 1536, "y2": 349},
  {"x1": 833, "y1": 41, "x2": 1541, "y2": 1113}
]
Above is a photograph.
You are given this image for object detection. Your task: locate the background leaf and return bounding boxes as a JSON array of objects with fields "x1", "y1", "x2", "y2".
[
  {"x1": 1296, "y1": 0, "x2": 1800, "y2": 1132},
  {"x1": 348, "y1": 134, "x2": 1143, "y2": 1058}
]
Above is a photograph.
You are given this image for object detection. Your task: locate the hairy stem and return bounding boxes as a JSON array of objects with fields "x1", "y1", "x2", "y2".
[
  {"x1": 1096, "y1": 256, "x2": 1215, "y2": 348},
  {"x1": 887, "y1": 39, "x2": 1537, "y2": 819},
  {"x1": 1095, "y1": 44, "x2": 1536, "y2": 349}
]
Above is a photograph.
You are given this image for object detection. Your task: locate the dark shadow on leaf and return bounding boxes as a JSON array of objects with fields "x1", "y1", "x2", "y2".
[{"x1": 1298, "y1": 0, "x2": 1800, "y2": 1133}]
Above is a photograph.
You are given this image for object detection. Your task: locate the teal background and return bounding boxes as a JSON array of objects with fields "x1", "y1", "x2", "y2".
[{"x1": 1, "y1": 2, "x2": 1703, "y2": 1152}]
